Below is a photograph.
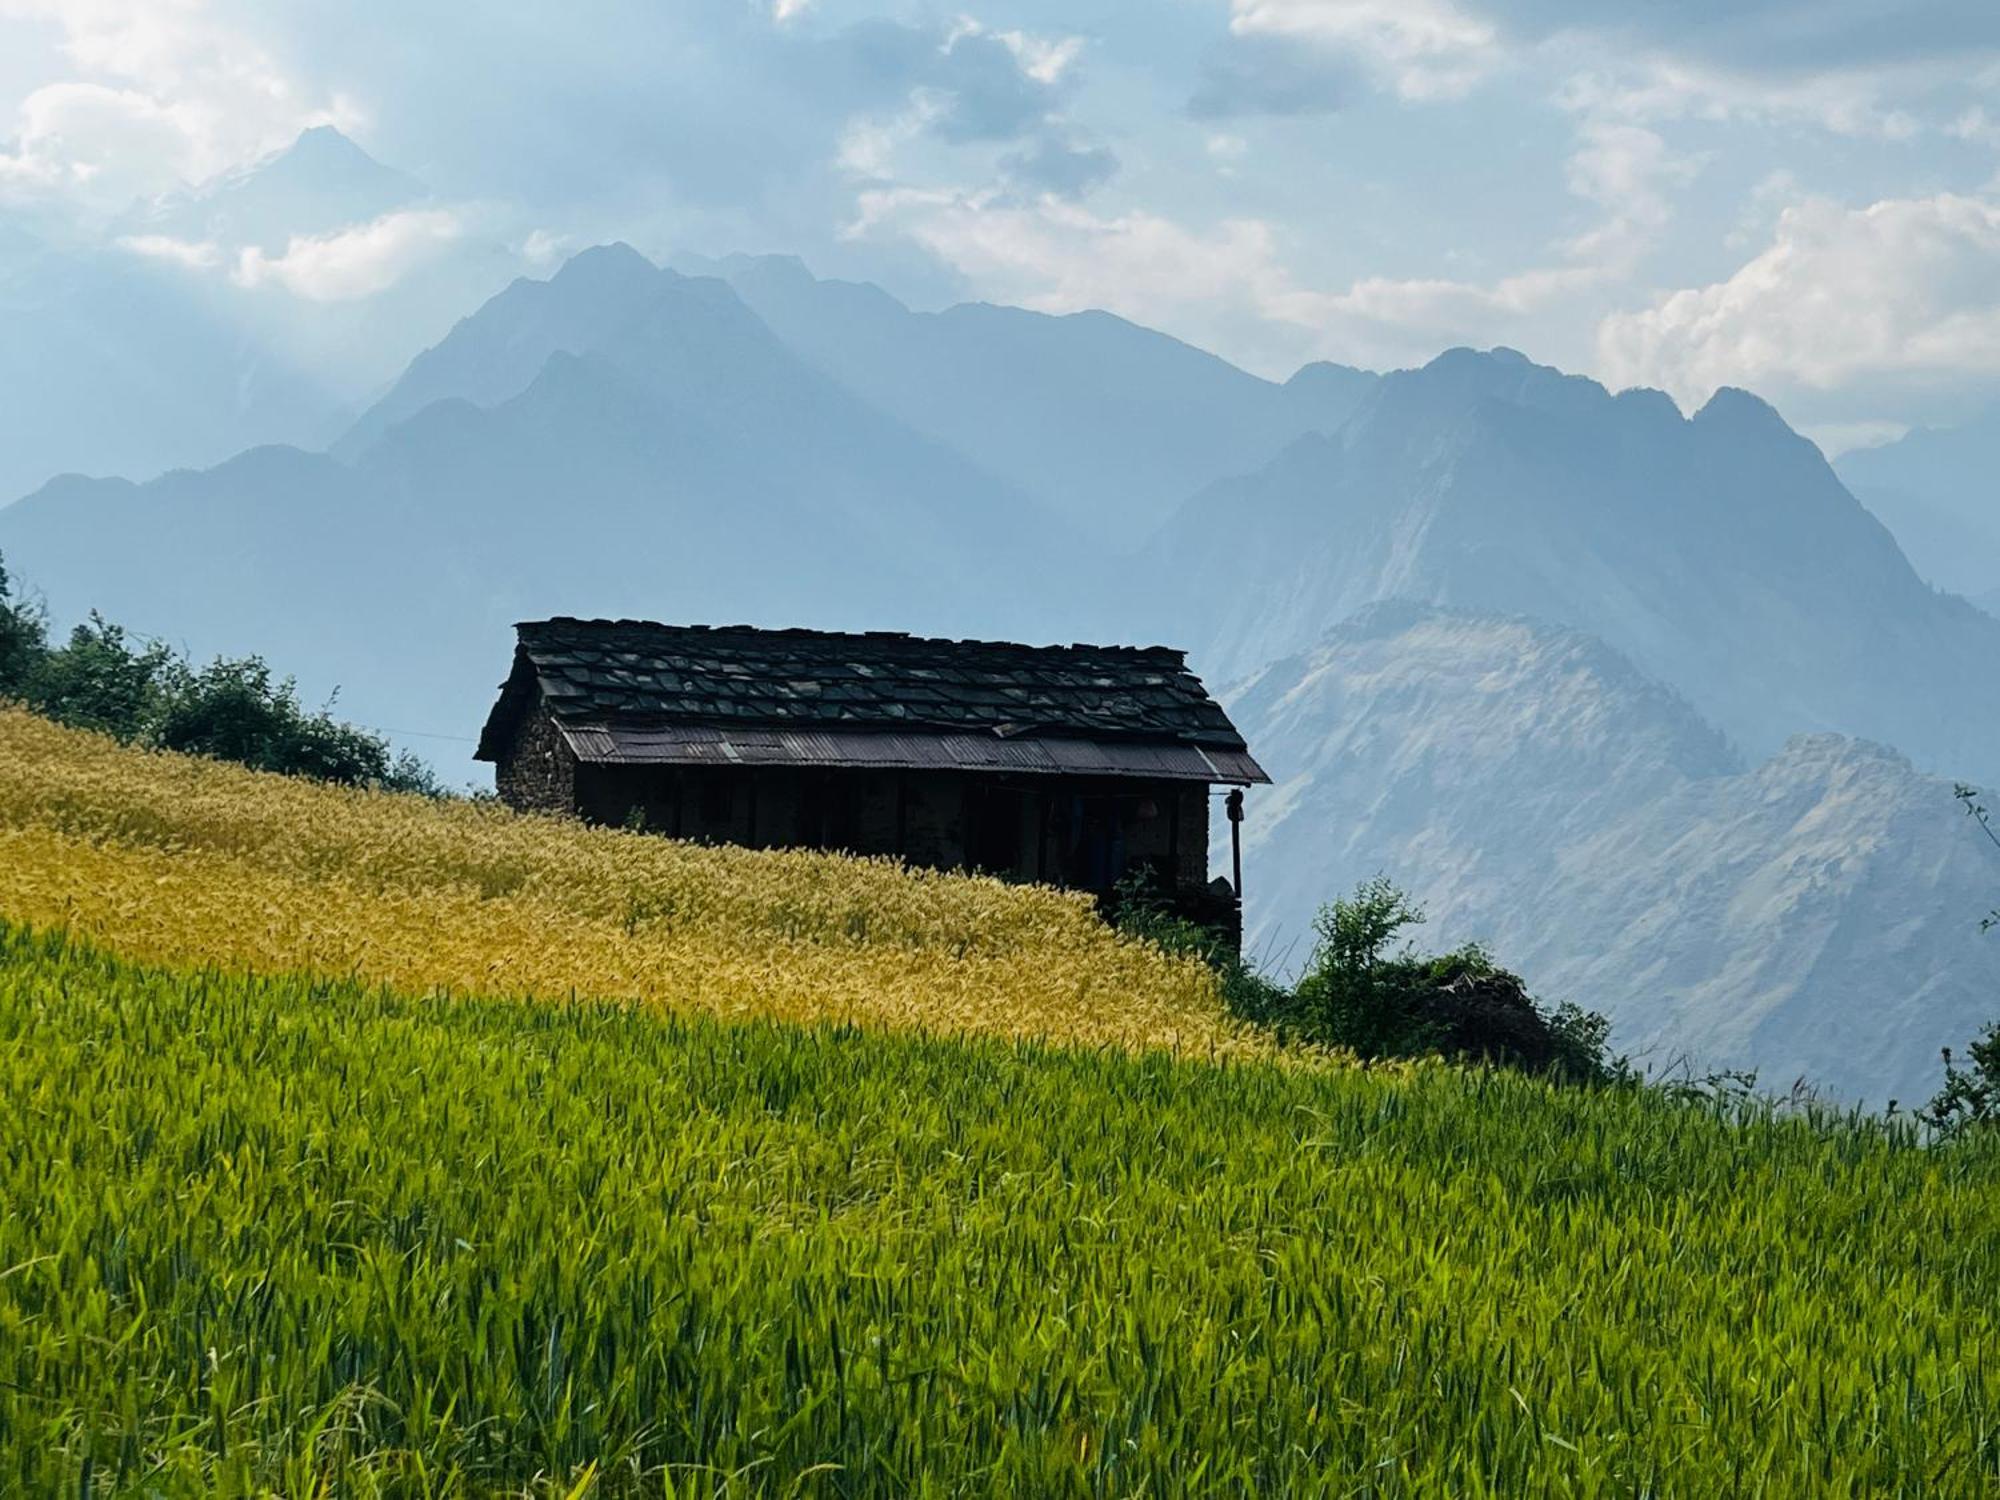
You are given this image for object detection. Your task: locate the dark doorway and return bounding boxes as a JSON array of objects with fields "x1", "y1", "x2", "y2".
[{"x1": 966, "y1": 783, "x2": 1025, "y2": 876}]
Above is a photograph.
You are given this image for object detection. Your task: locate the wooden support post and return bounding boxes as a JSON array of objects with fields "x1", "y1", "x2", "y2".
[{"x1": 1226, "y1": 788, "x2": 1245, "y2": 900}]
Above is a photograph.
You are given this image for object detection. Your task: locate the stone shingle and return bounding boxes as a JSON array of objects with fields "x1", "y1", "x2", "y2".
[{"x1": 485, "y1": 618, "x2": 1248, "y2": 751}]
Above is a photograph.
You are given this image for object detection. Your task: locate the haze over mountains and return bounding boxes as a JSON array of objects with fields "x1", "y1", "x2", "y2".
[
  {"x1": 0, "y1": 128, "x2": 510, "y2": 506},
  {"x1": 4, "y1": 203, "x2": 1999, "y2": 1101},
  {"x1": 1155, "y1": 348, "x2": 2000, "y2": 779},
  {"x1": 1836, "y1": 412, "x2": 2000, "y2": 606},
  {"x1": 1228, "y1": 607, "x2": 1999, "y2": 1105},
  {"x1": 676, "y1": 250, "x2": 1375, "y2": 542}
]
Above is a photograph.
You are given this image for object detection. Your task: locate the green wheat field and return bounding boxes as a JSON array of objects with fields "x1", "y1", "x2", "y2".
[{"x1": 4, "y1": 921, "x2": 1998, "y2": 1496}]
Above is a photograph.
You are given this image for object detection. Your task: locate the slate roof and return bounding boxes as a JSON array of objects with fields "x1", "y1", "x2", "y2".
[{"x1": 476, "y1": 619, "x2": 1267, "y2": 782}]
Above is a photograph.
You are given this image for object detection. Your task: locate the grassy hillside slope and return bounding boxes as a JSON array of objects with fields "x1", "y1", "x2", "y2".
[
  {"x1": 0, "y1": 708, "x2": 1233, "y2": 1053},
  {"x1": 3, "y1": 708, "x2": 1999, "y2": 1494},
  {"x1": 4, "y1": 926, "x2": 1997, "y2": 1496}
]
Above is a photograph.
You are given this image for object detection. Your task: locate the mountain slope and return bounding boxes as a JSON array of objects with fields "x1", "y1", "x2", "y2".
[
  {"x1": 0, "y1": 255, "x2": 1092, "y2": 766},
  {"x1": 682, "y1": 252, "x2": 1375, "y2": 540},
  {"x1": 0, "y1": 128, "x2": 453, "y2": 505},
  {"x1": 1153, "y1": 347, "x2": 2000, "y2": 779},
  {"x1": 1228, "y1": 604, "x2": 2000, "y2": 1104},
  {"x1": 119, "y1": 125, "x2": 428, "y2": 254},
  {"x1": 0, "y1": 234, "x2": 343, "y2": 505},
  {"x1": 1835, "y1": 410, "x2": 2000, "y2": 598},
  {"x1": 332, "y1": 242, "x2": 668, "y2": 456}
]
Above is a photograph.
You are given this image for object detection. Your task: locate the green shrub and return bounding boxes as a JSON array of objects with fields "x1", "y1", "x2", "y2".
[
  {"x1": 0, "y1": 555, "x2": 45, "y2": 696},
  {"x1": 1287, "y1": 878, "x2": 1625, "y2": 1083},
  {"x1": 153, "y1": 655, "x2": 438, "y2": 793},
  {"x1": 22, "y1": 612, "x2": 176, "y2": 738},
  {"x1": 1924, "y1": 1024, "x2": 2000, "y2": 1140},
  {"x1": 0, "y1": 549, "x2": 437, "y2": 794}
]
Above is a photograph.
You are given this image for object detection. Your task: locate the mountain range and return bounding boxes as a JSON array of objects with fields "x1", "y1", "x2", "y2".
[
  {"x1": 1835, "y1": 410, "x2": 2000, "y2": 604},
  {"x1": 3, "y1": 230, "x2": 1997, "y2": 1104},
  {"x1": 1227, "y1": 605, "x2": 1998, "y2": 1105},
  {"x1": 675, "y1": 250, "x2": 1375, "y2": 542},
  {"x1": 1152, "y1": 348, "x2": 2000, "y2": 781},
  {"x1": 0, "y1": 128, "x2": 509, "y2": 507}
]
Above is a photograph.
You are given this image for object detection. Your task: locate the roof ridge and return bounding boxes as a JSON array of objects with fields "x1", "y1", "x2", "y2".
[{"x1": 518, "y1": 617, "x2": 1189, "y2": 660}]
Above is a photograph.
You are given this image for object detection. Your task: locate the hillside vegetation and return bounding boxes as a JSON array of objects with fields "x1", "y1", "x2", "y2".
[
  {"x1": 4, "y1": 925, "x2": 1998, "y2": 1496},
  {"x1": 5, "y1": 708, "x2": 2000, "y2": 1494},
  {"x1": 0, "y1": 708, "x2": 1233, "y2": 1052}
]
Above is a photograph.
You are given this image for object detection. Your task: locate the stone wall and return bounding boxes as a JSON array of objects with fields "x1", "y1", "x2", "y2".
[{"x1": 494, "y1": 704, "x2": 576, "y2": 814}]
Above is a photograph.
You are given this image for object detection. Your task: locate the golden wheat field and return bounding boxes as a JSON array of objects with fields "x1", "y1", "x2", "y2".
[{"x1": 0, "y1": 706, "x2": 1254, "y2": 1052}]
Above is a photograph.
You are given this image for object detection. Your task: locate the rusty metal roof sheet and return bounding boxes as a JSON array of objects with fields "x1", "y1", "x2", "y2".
[{"x1": 556, "y1": 722, "x2": 1270, "y2": 783}]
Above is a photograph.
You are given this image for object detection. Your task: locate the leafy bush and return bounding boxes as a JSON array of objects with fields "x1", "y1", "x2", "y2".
[
  {"x1": 0, "y1": 555, "x2": 45, "y2": 696},
  {"x1": 1113, "y1": 872, "x2": 1623, "y2": 1083},
  {"x1": 153, "y1": 656, "x2": 436, "y2": 791},
  {"x1": 1289, "y1": 879, "x2": 1624, "y2": 1082},
  {"x1": 21, "y1": 613, "x2": 176, "y2": 738},
  {"x1": 1937, "y1": 786, "x2": 2000, "y2": 1138},
  {"x1": 1924, "y1": 1025, "x2": 2000, "y2": 1140},
  {"x1": 0, "y1": 552, "x2": 436, "y2": 794}
]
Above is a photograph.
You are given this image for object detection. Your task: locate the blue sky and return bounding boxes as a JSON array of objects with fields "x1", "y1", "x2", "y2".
[{"x1": 4, "y1": 0, "x2": 1998, "y2": 449}]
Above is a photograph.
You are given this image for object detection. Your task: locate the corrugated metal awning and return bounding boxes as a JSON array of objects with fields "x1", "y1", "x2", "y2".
[{"x1": 556, "y1": 722, "x2": 1270, "y2": 783}]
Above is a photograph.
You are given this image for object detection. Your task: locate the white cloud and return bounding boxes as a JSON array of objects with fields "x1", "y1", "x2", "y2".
[
  {"x1": 1950, "y1": 105, "x2": 2000, "y2": 149},
  {"x1": 1598, "y1": 193, "x2": 2000, "y2": 406},
  {"x1": 849, "y1": 186, "x2": 1607, "y2": 372},
  {"x1": 1555, "y1": 59, "x2": 1923, "y2": 141},
  {"x1": 991, "y1": 30, "x2": 1085, "y2": 87},
  {"x1": 0, "y1": 82, "x2": 197, "y2": 204},
  {"x1": 115, "y1": 231, "x2": 221, "y2": 268},
  {"x1": 1559, "y1": 120, "x2": 1699, "y2": 265},
  {"x1": 770, "y1": 0, "x2": 813, "y2": 24},
  {"x1": 1279, "y1": 263, "x2": 1606, "y2": 366},
  {"x1": 849, "y1": 186, "x2": 1318, "y2": 367},
  {"x1": 232, "y1": 207, "x2": 463, "y2": 300},
  {"x1": 1800, "y1": 418, "x2": 1911, "y2": 458},
  {"x1": 0, "y1": 0, "x2": 351, "y2": 207},
  {"x1": 518, "y1": 227, "x2": 572, "y2": 268},
  {"x1": 1227, "y1": 0, "x2": 1499, "y2": 100}
]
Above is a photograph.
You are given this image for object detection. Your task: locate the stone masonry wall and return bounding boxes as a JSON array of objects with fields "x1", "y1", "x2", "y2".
[{"x1": 494, "y1": 705, "x2": 576, "y2": 814}]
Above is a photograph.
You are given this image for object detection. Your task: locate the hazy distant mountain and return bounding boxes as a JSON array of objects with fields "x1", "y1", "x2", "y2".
[
  {"x1": 1153, "y1": 347, "x2": 2000, "y2": 781},
  {"x1": 0, "y1": 127, "x2": 446, "y2": 505},
  {"x1": 0, "y1": 254, "x2": 1089, "y2": 764},
  {"x1": 119, "y1": 125, "x2": 428, "y2": 253},
  {"x1": 0, "y1": 231, "x2": 343, "y2": 505},
  {"x1": 1836, "y1": 411, "x2": 2000, "y2": 599},
  {"x1": 679, "y1": 252, "x2": 1375, "y2": 540},
  {"x1": 1228, "y1": 605, "x2": 2000, "y2": 1106},
  {"x1": 335, "y1": 242, "x2": 671, "y2": 457}
]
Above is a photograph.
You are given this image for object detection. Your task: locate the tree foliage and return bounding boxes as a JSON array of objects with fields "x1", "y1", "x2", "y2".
[
  {"x1": 1115, "y1": 871, "x2": 1624, "y2": 1085},
  {"x1": 0, "y1": 553, "x2": 437, "y2": 794},
  {"x1": 1922, "y1": 1026, "x2": 2000, "y2": 1140},
  {"x1": 1933, "y1": 783, "x2": 2000, "y2": 1139},
  {"x1": 1289, "y1": 879, "x2": 1625, "y2": 1082}
]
